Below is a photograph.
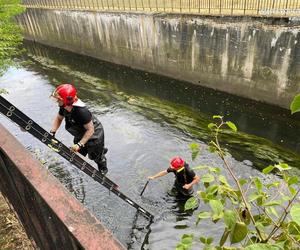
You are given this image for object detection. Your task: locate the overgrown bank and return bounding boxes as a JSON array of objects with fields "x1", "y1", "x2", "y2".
[{"x1": 0, "y1": 192, "x2": 34, "y2": 250}]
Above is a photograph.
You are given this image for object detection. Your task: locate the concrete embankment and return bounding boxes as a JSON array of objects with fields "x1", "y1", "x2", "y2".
[
  {"x1": 17, "y1": 8, "x2": 300, "y2": 108},
  {"x1": 0, "y1": 124, "x2": 125, "y2": 250}
]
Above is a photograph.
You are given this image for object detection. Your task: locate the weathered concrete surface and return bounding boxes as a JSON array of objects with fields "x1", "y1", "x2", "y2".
[
  {"x1": 17, "y1": 9, "x2": 300, "y2": 108},
  {"x1": 0, "y1": 124, "x2": 125, "y2": 250}
]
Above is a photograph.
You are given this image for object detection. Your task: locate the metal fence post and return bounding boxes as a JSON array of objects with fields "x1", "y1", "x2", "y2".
[
  {"x1": 285, "y1": 0, "x2": 289, "y2": 16},
  {"x1": 257, "y1": 0, "x2": 260, "y2": 15},
  {"x1": 141, "y1": 0, "x2": 144, "y2": 10}
]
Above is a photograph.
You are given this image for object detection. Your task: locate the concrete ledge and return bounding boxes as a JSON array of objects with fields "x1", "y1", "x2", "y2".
[{"x1": 0, "y1": 123, "x2": 125, "y2": 250}]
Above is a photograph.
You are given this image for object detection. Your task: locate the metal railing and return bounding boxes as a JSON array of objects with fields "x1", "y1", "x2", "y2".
[{"x1": 22, "y1": 0, "x2": 300, "y2": 17}]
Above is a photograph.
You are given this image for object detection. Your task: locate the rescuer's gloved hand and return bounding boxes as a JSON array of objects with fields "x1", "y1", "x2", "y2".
[{"x1": 71, "y1": 142, "x2": 83, "y2": 152}]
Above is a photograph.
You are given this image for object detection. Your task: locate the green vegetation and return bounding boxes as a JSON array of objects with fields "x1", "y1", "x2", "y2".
[
  {"x1": 0, "y1": 0, "x2": 24, "y2": 76},
  {"x1": 178, "y1": 112, "x2": 300, "y2": 249}
]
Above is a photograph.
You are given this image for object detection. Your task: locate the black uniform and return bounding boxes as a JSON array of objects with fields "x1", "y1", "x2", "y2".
[
  {"x1": 59, "y1": 101, "x2": 107, "y2": 173},
  {"x1": 167, "y1": 163, "x2": 195, "y2": 196}
]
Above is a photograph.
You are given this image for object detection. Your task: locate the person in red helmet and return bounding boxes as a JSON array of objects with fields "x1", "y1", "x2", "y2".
[
  {"x1": 148, "y1": 157, "x2": 199, "y2": 196},
  {"x1": 50, "y1": 83, "x2": 108, "y2": 174}
]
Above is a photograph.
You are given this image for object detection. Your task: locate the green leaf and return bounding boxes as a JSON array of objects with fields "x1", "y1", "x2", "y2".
[
  {"x1": 206, "y1": 237, "x2": 213, "y2": 245},
  {"x1": 198, "y1": 211, "x2": 212, "y2": 219},
  {"x1": 208, "y1": 145, "x2": 217, "y2": 153},
  {"x1": 199, "y1": 236, "x2": 213, "y2": 245},
  {"x1": 213, "y1": 115, "x2": 222, "y2": 119},
  {"x1": 192, "y1": 165, "x2": 209, "y2": 170},
  {"x1": 206, "y1": 185, "x2": 218, "y2": 196},
  {"x1": 288, "y1": 176, "x2": 299, "y2": 186},
  {"x1": 219, "y1": 228, "x2": 230, "y2": 246},
  {"x1": 208, "y1": 123, "x2": 217, "y2": 130},
  {"x1": 262, "y1": 165, "x2": 275, "y2": 174},
  {"x1": 230, "y1": 221, "x2": 248, "y2": 244},
  {"x1": 189, "y1": 143, "x2": 200, "y2": 161},
  {"x1": 290, "y1": 93, "x2": 300, "y2": 114},
  {"x1": 262, "y1": 200, "x2": 282, "y2": 206},
  {"x1": 290, "y1": 204, "x2": 300, "y2": 226},
  {"x1": 209, "y1": 167, "x2": 221, "y2": 173},
  {"x1": 209, "y1": 200, "x2": 224, "y2": 217},
  {"x1": 274, "y1": 163, "x2": 291, "y2": 171},
  {"x1": 288, "y1": 221, "x2": 300, "y2": 235},
  {"x1": 201, "y1": 174, "x2": 215, "y2": 183},
  {"x1": 244, "y1": 243, "x2": 281, "y2": 250},
  {"x1": 226, "y1": 121, "x2": 237, "y2": 132},
  {"x1": 255, "y1": 222, "x2": 265, "y2": 231},
  {"x1": 240, "y1": 208, "x2": 251, "y2": 225},
  {"x1": 196, "y1": 211, "x2": 211, "y2": 225},
  {"x1": 176, "y1": 234, "x2": 194, "y2": 250},
  {"x1": 219, "y1": 175, "x2": 229, "y2": 186},
  {"x1": 289, "y1": 186, "x2": 297, "y2": 195},
  {"x1": 224, "y1": 210, "x2": 237, "y2": 230},
  {"x1": 181, "y1": 234, "x2": 193, "y2": 245},
  {"x1": 249, "y1": 192, "x2": 262, "y2": 202},
  {"x1": 266, "y1": 181, "x2": 280, "y2": 188},
  {"x1": 266, "y1": 207, "x2": 278, "y2": 218},
  {"x1": 238, "y1": 179, "x2": 248, "y2": 186},
  {"x1": 254, "y1": 178, "x2": 263, "y2": 192},
  {"x1": 184, "y1": 197, "x2": 198, "y2": 211}
]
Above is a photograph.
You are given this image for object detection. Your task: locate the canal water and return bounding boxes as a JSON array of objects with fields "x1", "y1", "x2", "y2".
[{"x1": 1, "y1": 41, "x2": 300, "y2": 249}]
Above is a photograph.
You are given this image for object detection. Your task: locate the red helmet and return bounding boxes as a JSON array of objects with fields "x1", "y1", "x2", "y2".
[
  {"x1": 53, "y1": 84, "x2": 77, "y2": 107},
  {"x1": 170, "y1": 157, "x2": 185, "y2": 170}
]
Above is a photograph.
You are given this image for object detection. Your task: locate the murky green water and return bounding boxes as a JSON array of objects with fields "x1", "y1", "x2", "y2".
[{"x1": 1, "y1": 41, "x2": 300, "y2": 249}]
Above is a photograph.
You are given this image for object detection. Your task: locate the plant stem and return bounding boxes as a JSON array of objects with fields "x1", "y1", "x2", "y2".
[
  {"x1": 266, "y1": 187, "x2": 300, "y2": 242},
  {"x1": 214, "y1": 120, "x2": 265, "y2": 241}
]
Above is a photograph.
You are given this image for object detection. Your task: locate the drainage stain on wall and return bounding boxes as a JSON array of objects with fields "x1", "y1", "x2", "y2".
[{"x1": 17, "y1": 9, "x2": 300, "y2": 108}]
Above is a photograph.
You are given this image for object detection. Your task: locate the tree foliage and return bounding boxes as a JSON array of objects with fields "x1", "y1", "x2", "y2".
[
  {"x1": 178, "y1": 116, "x2": 300, "y2": 250},
  {"x1": 0, "y1": 0, "x2": 24, "y2": 76}
]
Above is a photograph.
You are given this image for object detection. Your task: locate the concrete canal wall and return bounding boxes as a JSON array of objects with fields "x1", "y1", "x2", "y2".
[
  {"x1": 0, "y1": 124, "x2": 125, "y2": 250},
  {"x1": 17, "y1": 8, "x2": 300, "y2": 108}
]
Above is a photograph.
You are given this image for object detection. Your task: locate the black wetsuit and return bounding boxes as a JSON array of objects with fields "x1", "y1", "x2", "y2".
[
  {"x1": 167, "y1": 163, "x2": 196, "y2": 196},
  {"x1": 59, "y1": 102, "x2": 107, "y2": 172}
]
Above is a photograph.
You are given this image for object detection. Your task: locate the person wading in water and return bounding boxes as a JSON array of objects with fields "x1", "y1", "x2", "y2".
[
  {"x1": 50, "y1": 83, "x2": 108, "y2": 174},
  {"x1": 148, "y1": 157, "x2": 199, "y2": 197}
]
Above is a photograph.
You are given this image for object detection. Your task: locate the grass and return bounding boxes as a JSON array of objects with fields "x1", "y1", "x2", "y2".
[
  {"x1": 0, "y1": 192, "x2": 34, "y2": 250},
  {"x1": 23, "y1": 0, "x2": 300, "y2": 17}
]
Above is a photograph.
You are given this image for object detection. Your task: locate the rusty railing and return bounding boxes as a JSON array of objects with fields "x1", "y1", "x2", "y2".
[{"x1": 22, "y1": 0, "x2": 300, "y2": 17}]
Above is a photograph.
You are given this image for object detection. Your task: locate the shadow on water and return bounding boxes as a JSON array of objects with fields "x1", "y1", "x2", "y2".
[{"x1": 22, "y1": 40, "x2": 300, "y2": 172}]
